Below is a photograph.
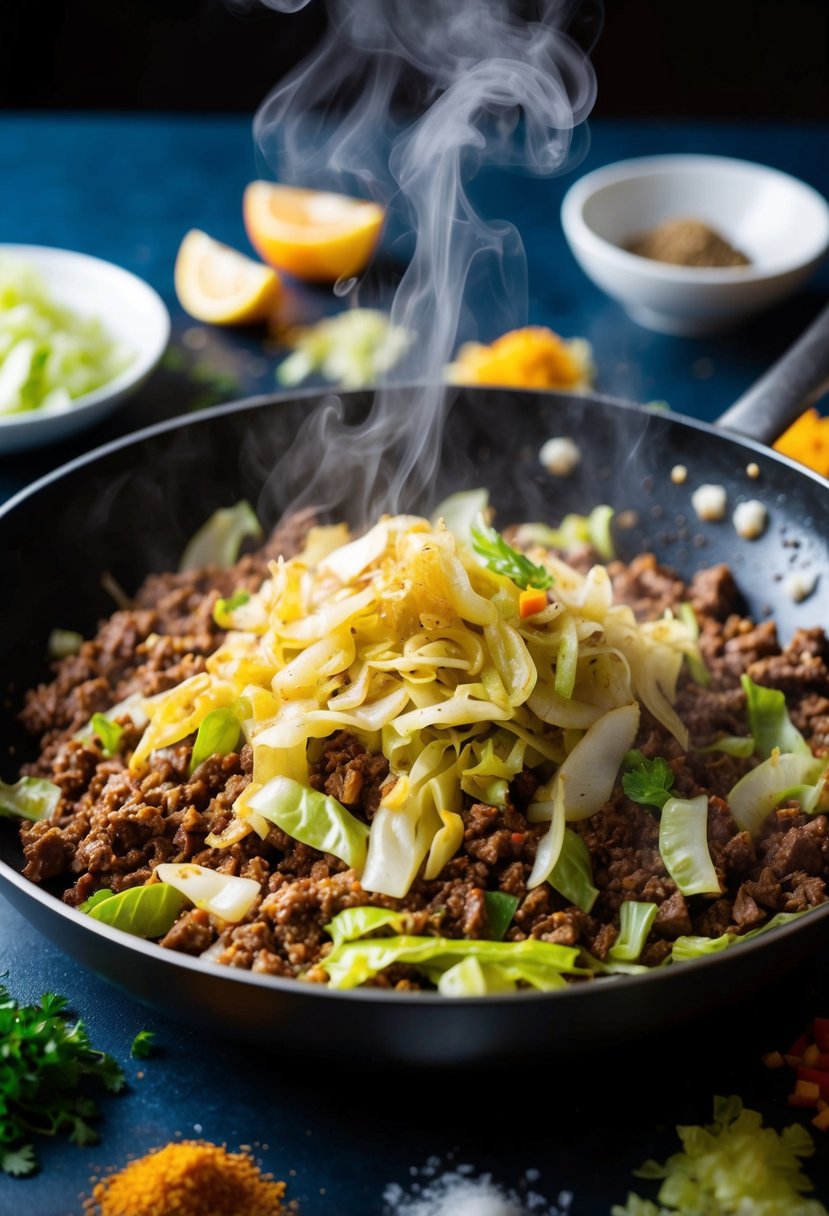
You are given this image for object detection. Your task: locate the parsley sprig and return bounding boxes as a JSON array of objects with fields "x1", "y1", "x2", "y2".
[
  {"x1": 471, "y1": 520, "x2": 554, "y2": 590},
  {"x1": 0, "y1": 984, "x2": 124, "y2": 1176},
  {"x1": 622, "y1": 751, "x2": 676, "y2": 810}
]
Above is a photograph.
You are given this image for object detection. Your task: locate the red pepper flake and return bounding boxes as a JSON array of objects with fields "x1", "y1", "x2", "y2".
[{"x1": 510, "y1": 832, "x2": 526, "y2": 845}]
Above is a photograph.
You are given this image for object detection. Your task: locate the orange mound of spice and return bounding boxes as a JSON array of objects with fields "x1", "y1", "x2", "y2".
[
  {"x1": 446, "y1": 325, "x2": 594, "y2": 391},
  {"x1": 772, "y1": 407, "x2": 829, "y2": 479},
  {"x1": 85, "y1": 1139, "x2": 287, "y2": 1216}
]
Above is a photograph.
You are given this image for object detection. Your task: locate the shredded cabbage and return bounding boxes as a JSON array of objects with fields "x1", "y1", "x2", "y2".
[
  {"x1": 128, "y1": 510, "x2": 701, "y2": 904},
  {"x1": 0, "y1": 776, "x2": 60, "y2": 822},
  {"x1": 659, "y1": 795, "x2": 721, "y2": 897},
  {"x1": 611, "y1": 1095, "x2": 827, "y2": 1216},
  {"x1": 0, "y1": 255, "x2": 134, "y2": 414}
]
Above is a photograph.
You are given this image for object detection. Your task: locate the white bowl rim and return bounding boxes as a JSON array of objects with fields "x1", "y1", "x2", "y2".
[
  {"x1": 560, "y1": 153, "x2": 829, "y2": 285},
  {"x1": 0, "y1": 243, "x2": 171, "y2": 432}
]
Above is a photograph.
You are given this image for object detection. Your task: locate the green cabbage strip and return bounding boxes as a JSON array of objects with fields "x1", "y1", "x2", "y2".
[
  {"x1": 610, "y1": 1094, "x2": 825, "y2": 1216},
  {"x1": 677, "y1": 602, "x2": 710, "y2": 687},
  {"x1": 0, "y1": 777, "x2": 60, "y2": 822},
  {"x1": 659, "y1": 795, "x2": 720, "y2": 896},
  {"x1": 321, "y1": 907, "x2": 585, "y2": 992},
  {"x1": 90, "y1": 712, "x2": 124, "y2": 758},
  {"x1": 431, "y1": 488, "x2": 490, "y2": 548},
  {"x1": 741, "y1": 675, "x2": 812, "y2": 758},
  {"x1": 188, "y1": 705, "x2": 242, "y2": 775},
  {"x1": 247, "y1": 775, "x2": 370, "y2": 871},
  {"x1": 321, "y1": 933, "x2": 586, "y2": 992},
  {"x1": 548, "y1": 828, "x2": 599, "y2": 913},
  {"x1": 727, "y1": 752, "x2": 828, "y2": 837},
  {"x1": 512, "y1": 506, "x2": 616, "y2": 561},
  {"x1": 79, "y1": 884, "x2": 188, "y2": 938},
  {"x1": 608, "y1": 901, "x2": 658, "y2": 963},
  {"x1": 276, "y1": 308, "x2": 413, "y2": 389},
  {"x1": 178, "y1": 501, "x2": 263, "y2": 572},
  {"x1": 694, "y1": 735, "x2": 756, "y2": 759},
  {"x1": 0, "y1": 255, "x2": 134, "y2": 415},
  {"x1": 669, "y1": 911, "x2": 807, "y2": 963}
]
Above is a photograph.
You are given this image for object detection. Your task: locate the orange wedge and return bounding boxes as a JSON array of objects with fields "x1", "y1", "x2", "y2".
[
  {"x1": 174, "y1": 229, "x2": 282, "y2": 325},
  {"x1": 243, "y1": 182, "x2": 385, "y2": 282}
]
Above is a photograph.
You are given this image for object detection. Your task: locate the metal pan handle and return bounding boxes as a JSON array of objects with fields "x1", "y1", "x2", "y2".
[{"x1": 717, "y1": 299, "x2": 829, "y2": 445}]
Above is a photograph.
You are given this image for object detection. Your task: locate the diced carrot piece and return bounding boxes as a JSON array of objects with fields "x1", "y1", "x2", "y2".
[
  {"x1": 519, "y1": 588, "x2": 548, "y2": 618},
  {"x1": 804, "y1": 1043, "x2": 822, "y2": 1067},
  {"x1": 796, "y1": 1067, "x2": 829, "y2": 1101},
  {"x1": 762, "y1": 1050, "x2": 785, "y2": 1069},
  {"x1": 812, "y1": 1107, "x2": 829, "y2": 1131},
  {"x1": 787, "y1": 1031, "x2": 812, "y2": 1058},
  {"x1": 814, "y1": 1018, "x2": 829, "y2": 1052}
]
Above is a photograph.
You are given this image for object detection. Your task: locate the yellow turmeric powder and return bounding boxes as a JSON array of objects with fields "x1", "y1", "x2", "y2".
[{"x1": 85, "y1": 1139, "x2": 287, "y2": 1216}]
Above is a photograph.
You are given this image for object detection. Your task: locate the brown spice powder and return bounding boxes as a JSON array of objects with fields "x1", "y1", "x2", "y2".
[
  {"x1": 85, "y1": 1139, "x2": 287, "y2": 1216},
  {"x1": 626, "y1": 217, "x2": 751, "y2": 268}
]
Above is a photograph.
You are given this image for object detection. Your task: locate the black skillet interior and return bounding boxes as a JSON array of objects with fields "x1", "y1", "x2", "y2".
[{"x1": 2, "y1": 384, "x2": 829, "y2": 1066}]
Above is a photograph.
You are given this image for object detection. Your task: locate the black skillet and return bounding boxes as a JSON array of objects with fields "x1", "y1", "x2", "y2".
[{"x1": 2, "y1": 303, "x2": 829, "y2": 1068}]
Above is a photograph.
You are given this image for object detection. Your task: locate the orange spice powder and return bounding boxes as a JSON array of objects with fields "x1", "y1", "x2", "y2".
[{"x1": 85, "y1": 1139, "x2": 287, "y2": 1216}]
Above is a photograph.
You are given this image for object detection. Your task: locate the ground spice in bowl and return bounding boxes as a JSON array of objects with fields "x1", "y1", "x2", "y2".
[
  {"x1": 84, "y1": 1139, "x2": 287, "y2": 1216},
  {"x1": 626, "y1": 217, "x2": 751, "y2": 267}
]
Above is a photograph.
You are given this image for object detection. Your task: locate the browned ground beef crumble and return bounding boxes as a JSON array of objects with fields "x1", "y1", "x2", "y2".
[{"x1": 15, "y1": 533, "x2": 829, "y2": 990}]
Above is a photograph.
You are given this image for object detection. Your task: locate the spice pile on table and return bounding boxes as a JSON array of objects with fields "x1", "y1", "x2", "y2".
[{"x1": 85, "y1": 1140, "x2": 287, "y2": 1216}]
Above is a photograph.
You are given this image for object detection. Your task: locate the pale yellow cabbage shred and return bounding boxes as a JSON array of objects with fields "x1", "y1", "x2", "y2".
[{"x1": 128, "y1": 514, "x2": 701, "y2": 898}]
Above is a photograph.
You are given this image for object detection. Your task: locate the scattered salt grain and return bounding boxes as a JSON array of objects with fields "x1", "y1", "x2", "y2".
[
  {"x1": 746, "y1": 462, "x2": 760, "y2": 479},
  {"x1": 690, "y1": 483, "x2": 727, "y2": 522},
  {"x1": 732, "y1": 498, "x2": 768, "y2": 540},
  {"x1": 539, "y1": 437, "x2": 581, "y2": 477},
  {"x1": 670, "y1": 464, "x2": 688, "y2": 485},
  {"x1": 383, "y1": 1167, "x2": 572, "y2": 1216}
]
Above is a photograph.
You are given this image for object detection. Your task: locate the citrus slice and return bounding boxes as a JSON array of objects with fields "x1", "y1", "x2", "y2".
[
  {"x1": 173, "y1": 229, "x2": 282, "y2": 325},
  {"x1": 243, "y1": 183, "x2": 385, "y2": 282}
]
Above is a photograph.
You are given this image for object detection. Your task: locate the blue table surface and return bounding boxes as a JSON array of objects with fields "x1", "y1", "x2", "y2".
[{"x1": 2, "y1": 112, "x2": 829, "y2": 1215}]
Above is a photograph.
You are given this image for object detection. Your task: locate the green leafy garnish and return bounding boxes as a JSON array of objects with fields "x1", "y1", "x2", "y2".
[
  {"x1": 0, "y1": 983, "x2": 124, "y2": 1176},
  {"x1": 0, "y1": 776, "x2": 60, "y2": 822},
  {"x1": 80, "y1": 883, "x2": 188, "y2": 939},
  {"x1": 129, "y1": 1030, "x2": 156, "y2": 1060},
  {"x1": 622, "y1": 753, "x2": 676, "y2": 810},
  {"x1": 470, "y1": 519, "x2": 553, "y2": 590},
  {"x1": 213, "y1": 590, "x2": 251, "y2": 628},
  {"x1": 90, "y1": 712, "x2": 124, "y2": 758},
  {"x1": 188, "y1": 706, "x2": 242, "y2": 776},
  {"x1": 484, "y1": 891, "x2": 519, "y2": 941}
]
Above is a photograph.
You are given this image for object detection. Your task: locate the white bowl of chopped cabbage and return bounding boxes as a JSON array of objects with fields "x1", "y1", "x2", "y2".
[{"x1": 0, "y1": 245, "x2": 170, "y2": 452}]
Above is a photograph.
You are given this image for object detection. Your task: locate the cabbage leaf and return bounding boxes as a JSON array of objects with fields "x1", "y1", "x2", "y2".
[
  {"x1": 248, "y1": 775, "x2": 370, "y2": 871},
  {"x1": 80, "y1": 883, "x2": 188, "y2": 938},
  {"x1": 741, "y1": 675, "x2": 811, "y2": 759},
  {"x1": 659, "y1": 795, "x2": 720, "y2": 896},
  {"x1": 0, "y1": 776, "x2": 60, "y2": 822}
]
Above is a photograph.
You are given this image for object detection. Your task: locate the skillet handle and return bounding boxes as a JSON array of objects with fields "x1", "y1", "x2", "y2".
[{"x1": 717, "y1": 299, "x2": 829, "y2": 445}]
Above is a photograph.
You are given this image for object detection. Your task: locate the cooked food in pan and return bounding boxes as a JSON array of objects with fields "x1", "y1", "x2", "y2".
[{"x1": 9, "y1": 495, "x2": 829, "y2": 996}]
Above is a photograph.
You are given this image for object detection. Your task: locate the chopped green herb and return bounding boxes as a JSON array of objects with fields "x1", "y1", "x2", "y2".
[
  {"x1": 129, "y1": 1030, "x2": 156, "y2": 1060},
  {"x1": 0, "y1": 983, "x2": 124, "y2": 1176},
  {"x1": 470, "y1": 519, "x2": 553, "y2": 590},
  {"x1": 213, "y1": 589, "x2": 251, "y2": 627},
  {"x1": 484, "y1": 891, "x2": 519, "y2": 941},
  {"x1": 622, "y1": 754, "x2": 676, "y2": 810}
]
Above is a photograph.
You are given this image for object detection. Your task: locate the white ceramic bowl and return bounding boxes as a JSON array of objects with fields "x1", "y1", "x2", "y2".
[
  {"x1": 560, "y1": 154, "x2": 829, "y2": 336},
  {"x1": 0, "y1": 245, "x2": 170, "y2": 453}
]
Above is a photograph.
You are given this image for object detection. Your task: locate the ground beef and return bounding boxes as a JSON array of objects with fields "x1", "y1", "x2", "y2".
[{"x1": 10, "y1": 536, "x2": 829, "y2": 992}]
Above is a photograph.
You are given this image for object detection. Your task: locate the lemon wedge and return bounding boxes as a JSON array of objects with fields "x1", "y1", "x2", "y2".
[
  {"x1": 173, "y1": 229, "x2": 282, "y2": 325},
  {"x1": 242, "y1": 182, "x2": 385, "y2": 282}
]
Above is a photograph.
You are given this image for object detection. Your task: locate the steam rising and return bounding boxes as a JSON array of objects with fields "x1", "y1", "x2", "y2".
[{"x1": 245, "y1": 0, "x2": 598, "y2": 528}]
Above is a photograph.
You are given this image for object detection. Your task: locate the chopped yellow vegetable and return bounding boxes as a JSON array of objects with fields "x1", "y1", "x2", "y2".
[
  {"x1": 446, "y1": 326, "x2": 594, "y2": 391},
  {"x1": 773, "y1": 408, "x2": 829, "y2": 478}
]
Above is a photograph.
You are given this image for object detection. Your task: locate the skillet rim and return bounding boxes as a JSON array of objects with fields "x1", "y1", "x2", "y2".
[{"x1": 2, "y1": 382, "x2": 829, "y2": 1027}]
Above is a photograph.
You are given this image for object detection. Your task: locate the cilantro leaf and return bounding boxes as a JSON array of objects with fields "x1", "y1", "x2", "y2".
[
  {"x1": 622, "y1": 753, "x2": 676, "y2": 810},
  {"x1": 470, "y1": 520, "x2": 554, "y2": 590},
  {"x1": 130, "y1": 1030, "x2": 156, "y2": 1060},
  {"x1": 0, "y1": 984, "x2": 125, "y2": 1175}
]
